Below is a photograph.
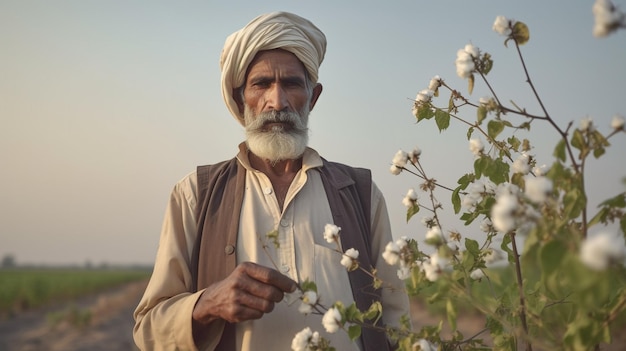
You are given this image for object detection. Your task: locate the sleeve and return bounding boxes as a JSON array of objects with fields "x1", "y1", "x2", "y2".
[
  {"x1": 133, "y1": 173, "x2": 225, "y2": 351},
  {"x1": 369, "y1": 181, "x2": 412, "y2": 330}
]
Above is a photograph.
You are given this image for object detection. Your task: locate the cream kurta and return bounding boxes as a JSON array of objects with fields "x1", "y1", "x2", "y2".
[{"x1": 133, "y1": 145, "x2": 409, "y2": 351}]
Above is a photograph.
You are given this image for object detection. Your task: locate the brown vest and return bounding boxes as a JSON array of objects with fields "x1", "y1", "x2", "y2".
[{"x1": 191, "y1": 158, "x2": 389, "y2": 351}]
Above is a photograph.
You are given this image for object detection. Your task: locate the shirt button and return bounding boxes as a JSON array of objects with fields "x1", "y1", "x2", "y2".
[
  {"x1": 280, "y1": 265, "x2": 290, "y2": 273},
  {"x1": 224, "y1": 245, "x2": 235, "y2": 255},
  {"x1": 280, "y1": 219, "x2": 289, "y2": 227},
  {"x1": 264, "y1": 187, "x2": 273, "y2": 195}
]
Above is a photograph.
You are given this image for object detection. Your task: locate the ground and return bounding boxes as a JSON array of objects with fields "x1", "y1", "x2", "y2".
[{"x1": 0, "y1": 281, "x2": 623, "y2": 350}]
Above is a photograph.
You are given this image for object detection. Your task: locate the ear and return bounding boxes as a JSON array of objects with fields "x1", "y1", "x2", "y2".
[
  {"x1": 308, "y1": 83, "x2": 323, "y2": 111},
  {"x1": 233, "y1": 87, "x2": 245, "y2": 114}
]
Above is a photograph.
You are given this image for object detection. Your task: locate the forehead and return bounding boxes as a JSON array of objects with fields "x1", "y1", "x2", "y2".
[{"x1": 245, "y1": 49, "x2": 307, "y2": 79}]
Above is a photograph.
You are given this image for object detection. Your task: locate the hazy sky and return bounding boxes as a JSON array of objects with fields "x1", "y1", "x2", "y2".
[{"x1": 2, "y1": 1, "x2": 625, "y2": 265}]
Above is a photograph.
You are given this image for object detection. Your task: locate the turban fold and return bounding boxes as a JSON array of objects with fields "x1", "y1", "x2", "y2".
[{"x1": 220, "y1": 11, "x2": 327, "y2": 125}]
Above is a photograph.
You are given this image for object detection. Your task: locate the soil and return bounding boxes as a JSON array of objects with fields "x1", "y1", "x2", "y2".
[
  {"x1": 0, "y1": 280, "x2": 147, "y2": 351},
  {"x1": 0, "y1": 281, "x2": 623, "y2": 350}
]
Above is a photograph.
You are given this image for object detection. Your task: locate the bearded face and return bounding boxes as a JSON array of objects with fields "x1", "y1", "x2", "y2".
[{"x1": 244, "y1": 103, "x2": 310, "y2": 163}]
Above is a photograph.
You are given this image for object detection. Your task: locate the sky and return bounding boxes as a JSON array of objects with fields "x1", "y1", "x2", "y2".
[{"x1": 1, "y1": 1, "x2": 625, "y2": 266}]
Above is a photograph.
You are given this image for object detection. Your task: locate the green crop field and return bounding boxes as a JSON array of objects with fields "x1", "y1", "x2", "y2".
[{"x1": 0, "y1": 268, "x2": 151, "y2": 316}]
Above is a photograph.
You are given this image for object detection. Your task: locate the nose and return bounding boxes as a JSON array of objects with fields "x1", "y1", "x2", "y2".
[{"x1": 265, "y1": 84, "x2": 289, "y2": 112}]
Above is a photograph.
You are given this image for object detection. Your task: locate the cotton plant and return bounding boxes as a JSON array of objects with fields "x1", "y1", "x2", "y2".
[
  {"x1": 384, "y1": 11, "x2": 626, "y2": 351},
  {"x1": 275, "y1": 8, "x2": 626, "y2": 351}
]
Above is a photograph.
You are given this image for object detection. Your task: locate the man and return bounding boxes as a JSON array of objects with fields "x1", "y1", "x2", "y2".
[{"x1": 133, "y1": 11, "x2": 409, "y2": 351}]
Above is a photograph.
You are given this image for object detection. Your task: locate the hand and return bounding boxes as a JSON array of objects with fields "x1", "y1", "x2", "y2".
[{"x1": 192, "y1": 262, "x2": 297, "y2": 325}]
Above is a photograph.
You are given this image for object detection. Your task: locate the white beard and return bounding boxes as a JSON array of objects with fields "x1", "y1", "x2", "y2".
[{"x1": 244, "y1": 105, "x2": 310, "y2": 163}]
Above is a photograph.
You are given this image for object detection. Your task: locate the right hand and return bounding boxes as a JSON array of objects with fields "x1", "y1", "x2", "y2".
[{"x1": 192, "y1": 262, "x2": 297, "y2": 325}]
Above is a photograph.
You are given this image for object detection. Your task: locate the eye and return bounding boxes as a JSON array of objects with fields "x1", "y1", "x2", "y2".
[{"x1": 252, "y1": 79, "x2": 271, "y2": 88}]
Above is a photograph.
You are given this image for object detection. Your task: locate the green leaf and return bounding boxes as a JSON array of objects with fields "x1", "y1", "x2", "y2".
[
  {"x1": 348, "y1": 325, "x2": 362, "y2": 341},
  {"x1": 300, "y1": 279, "x2": 318, "y2": 293},
  {"x1": 452, "y1": 187, "x2": 462, "y2": 214},
  {"x1": 477, "y1": 106, "x2": 487, "y2": 125},
  {"x1": 563, "y1": 188, "x2": 586, "y2": 219},
  {"x1": 487, "y1": 120, "x2": 505, "y2": 139},
  {"x1": 363, "y1": 301, "x2": 382, "y2": 323},
  {"x1": 435, "y1": 109, "x2": 451, "y2": 132},
  {"x1": 406, "y1": 204, "x2": 420, "y2": 222},
  {"x1": 417, "y1": 103, "x2": 435, "y2": 121},
  {"x1": 468, "y1": 74, "x2": 475, "y2": 95},
  {"x1": 593, "y1": 145, "x2": 606, "y2": 158},
  {"x1": 512, "y1": 21, "x2": 530, "y2": 45},
  {"x1": 539, "y1": 240, "x2": 567, "y2": 276},
  {"x1": 571, "y1": 129, "x2": 585, "y2": 151},
  {"x1": 553, "y1": 139, "x2": 567, "y2": 162},
  {"x1": 465, "y1": 238, "x2": 480, "y2": 257},
  {"x1": 467, "y1": 126, "x2": 475, "y2": 140},
  {"x1": 508, "y1": 136, "x2": 521, "y2": 152},
  {"x1": 482, "y1": 158, "x2": 510, "y2": 184},
  {"x1": 598, "y1": 192, "x2": 626, "y2": 208},
  {"x1": 457, "y1": 173, "x2": 475, "y2": 189},
  {"x1": 511, "y1": 172, "x2": 525, "y2": 188}
]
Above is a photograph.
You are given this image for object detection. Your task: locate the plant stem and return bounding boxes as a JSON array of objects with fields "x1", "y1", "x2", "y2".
[{"x1": 510, "y1": 232, "x2": 533, "y2": 351}]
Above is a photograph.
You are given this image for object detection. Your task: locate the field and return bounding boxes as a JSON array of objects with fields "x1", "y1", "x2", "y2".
[
  {"x1": 0, "y1": 267, "x2": 624, "y2": 350},
  {"x1": 0, "y1": 268, "x2": 150, "y2": 318}
]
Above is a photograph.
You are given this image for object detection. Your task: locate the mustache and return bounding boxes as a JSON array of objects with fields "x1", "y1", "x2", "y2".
[{"x1": 247, "y1": 110, "x2": 306, "y2": 132}]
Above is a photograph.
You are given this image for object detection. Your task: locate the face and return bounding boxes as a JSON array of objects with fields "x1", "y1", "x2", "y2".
[{"x1": 236, "y1": 49, "x2": 322, "y2": 162}]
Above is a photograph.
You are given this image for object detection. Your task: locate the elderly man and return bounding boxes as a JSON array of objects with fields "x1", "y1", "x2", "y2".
[{"x1": 133, "y1": 11, "x2": 409, "y2": 351}]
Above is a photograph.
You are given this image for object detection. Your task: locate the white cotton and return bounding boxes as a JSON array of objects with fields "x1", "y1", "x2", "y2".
[
  {"x1": 479, "y1": 218, "x2": 493, "y2": 233},
  {"x1": 322, "y1": 307, "x2": 342, "y2": 333},
  {"x1": 382, "y1": 241, "x2": 401, "y2": 266},
  {"x1": 298, "y1": 291, "x2": 318, "y2": 315},
  {"x1": 422, "y1": 252, "x2": 448, "y2": 282},
  {"x1": 464, "y1": 44, "x2": 479, "y2": 58},
  {"x1": 580, "y1": 232, "x2": 626, "y2": 270},
  {"x1": 525, "y1": 176, "x2": 553, "y2": 203},
  {"x1": 323, "y1": 223, "x2": 341, "y2": 243},
  {"x1": 428, "y1": 75, "x2": 442, "y2": 91},
  {"x1": 455, "y1": 49, "x2": 475, "y2": 79},
  {"x1": 470, "y1": 269, "x2": 485, "y2": 280},
  {"x1": 413, "y1": 339, "x2": 438, "y2": 351},
  {"x1": 390, "y1": 164, "x2": 402, "y2": 175},
  {"x1": 340, "y1": 248, "x2": 359, "y2": 269},
  {"x1": 495, "y1": 182, "x2": 520, "y2": 197},
  {"x1": 425, "y1": 226, "x2": 444, "y2": 242},
  {"x1": 492, "y1": 15, "x2": 513, "y2": 36},
  {"x1": 512, "y1": 154, "x2": 531, "y2": 175},
  {"x1": 611, "y1": 114, "x2": 625, "y2": 130},
  {"x1": 593, "y1": 0, "x2": 626, "y2": 37},
  {"x1": 484, "y1": 248, "x2": 504, "y2": 264},
  {"x1": 491, "y1": 193, "x2": 519, "y2": 233},
  {"x1": 408, "y1": 146, "x2": 422, "y2": 163},
  {"x1": 416, "y1": 89, "x2": 434, "y2": 103},
  {"x1": 397, "y1": 265, "x2": 411, "y2": 280},
  {"x1": 579, "y1": 117, "x2": 595, "y2": 132},
  {"x1": 392, "y1": 150, "x2": 409, "y2": 168},
  {"x1": 469, "y1": 138, "x2": 484, "y2": 156},
  {"x1": 402, "y1": 188, "x2": 418, "y2": 208},
  {"x1": 533, "y1": 164, "x2": 548, "y2": 176},
  {"x1": 291, "y1": 327, "x2": 313, "y2": 351},
  {"x1": 298, "y1": 301, "x2": 313, "y2": 315}
]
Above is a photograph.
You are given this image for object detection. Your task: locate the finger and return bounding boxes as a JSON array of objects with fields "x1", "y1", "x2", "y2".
[
  {"x1": 234, "y1": 269, "x2": 287, "y2": 303},
  {"x1": 241, "y1": 262, "x2": 297, "y2": 293}
]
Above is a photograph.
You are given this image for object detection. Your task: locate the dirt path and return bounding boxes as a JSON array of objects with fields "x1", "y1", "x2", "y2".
[{"x1": 0, "y1": 280, "x2": 147, "y2": 351}]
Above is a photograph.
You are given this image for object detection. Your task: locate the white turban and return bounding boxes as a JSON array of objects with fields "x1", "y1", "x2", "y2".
[{"x1": 220, "y1": 11, "x2": 327, "y2": 125}]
